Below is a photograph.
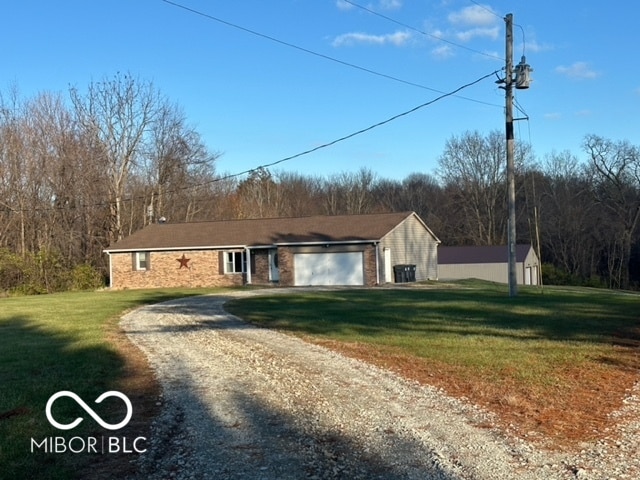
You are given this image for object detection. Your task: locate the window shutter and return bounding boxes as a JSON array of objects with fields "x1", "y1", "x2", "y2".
[
  {"x1": 218, "y1": 251, "x2": 225, "y2": 274},
  {"x1": 146, "y1": 252, "x2": 151, "y2": 271},
  {"x1": 132, "y1": 253, "x2": 137, "y2": 271}
]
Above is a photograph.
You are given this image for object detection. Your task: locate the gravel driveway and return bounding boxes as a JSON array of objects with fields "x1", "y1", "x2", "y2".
[{"x1": 120, "y1": 291, "x2": 639, "y2": 480}]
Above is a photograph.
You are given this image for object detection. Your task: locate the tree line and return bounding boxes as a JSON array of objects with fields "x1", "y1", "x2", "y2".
[{"x1": 1, "y1": 75, "x2": 639, "y2": 292}]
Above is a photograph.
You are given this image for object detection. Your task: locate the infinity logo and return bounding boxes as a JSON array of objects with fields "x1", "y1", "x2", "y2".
[{"x1": 46, "y1": 391, "x2": 133, "y2": 431}]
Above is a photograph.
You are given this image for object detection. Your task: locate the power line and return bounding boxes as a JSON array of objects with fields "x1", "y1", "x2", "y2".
[
  {"x1": 161, "y1": 0, "x2": 501, "y2": 109},
  {"x1": 466, "y1": 0, "x2": 527, "y2": 58},
  {"x1": 247, "y1": 69, "x2": 501, "y2": 172},
  {"x1": 5, "y1": 69, "x2": 500, "y2": 214},
  {"x1": 513, "y1": 96, "x2": 530, "y2": 121},
  {"x1": 468, "y1": 0, "x2": 503, "y2": 21},
  {"x1": 515, "y1": 23, "x2": 527, "y2": 58},
  {"x1": 342, "y1": 0, "x2": 503, "y2": 62}
]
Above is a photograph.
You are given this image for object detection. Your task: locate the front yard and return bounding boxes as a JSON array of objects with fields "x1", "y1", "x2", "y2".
[
  {"x1": 0, "y1": 288, "x2": 217, "y2": 479},
  {"x1": 226, "y1": 282, "x2": 640, "y2": 448}
]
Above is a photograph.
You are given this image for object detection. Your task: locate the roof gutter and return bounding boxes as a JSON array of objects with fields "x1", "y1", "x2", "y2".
[
  {"x1": 104, "y1": 239, "x2": 379, "y2": 253},
  {"x1": 273, "y1": 239, "x2": 378, "y2": 247},
  {"x1": 103, "y1": 244, "x2": 249, "y2": 254}
]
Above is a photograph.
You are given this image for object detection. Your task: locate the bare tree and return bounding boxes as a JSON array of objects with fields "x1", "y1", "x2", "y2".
[
  {"x1": 0, "y1": 88, "x2": 27, "y2": 253},
  {"x1": 437, "y1": 130, "x2": 507, "y2": 245},
  {"x1": 235, "y1": 168, "x2": 280, "y2": 218},
  {"x1": 373, "y1": 173, "x2": 445, "y2": 235},
  {"x1": 142, "y1": 102, "x2": 219, "y2": 224},
  {"x1": 584, "y1": 134, "x2": 640, "y2": 288},
  {"x1": 70, "y1": 73, "x2": 160, "y2": 244},
  {"x1": 322, "y1": 168, "x2": 377, "y2": 215},
  {"x1": 538, "y1": 151, "x2": 598, "y2": 278},
  {"x1": 273, "y1": 171, "x2": 323, "y2": 217}
]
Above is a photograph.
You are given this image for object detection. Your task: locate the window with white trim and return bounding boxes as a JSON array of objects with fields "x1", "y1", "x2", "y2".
[
  {"x1": 134, "y1": 251, "x2": 150, "y2": 271},
  {"x1": 224, "y1": 251, "x2": 245, "y2": 274}
]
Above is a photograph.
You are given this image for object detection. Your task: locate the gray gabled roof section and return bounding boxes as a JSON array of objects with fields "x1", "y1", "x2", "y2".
[
  {"x1": 438, "y1": 244, "x2": 533, "y2": 265},
  {"x1": 104, "y1": 212, "x2": 434, "y2": 253}
]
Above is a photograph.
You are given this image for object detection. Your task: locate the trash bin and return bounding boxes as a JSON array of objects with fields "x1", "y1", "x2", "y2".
[
  {"x1": 393, "y1": 264, "x2": 416, "y2": 283},
  {"x1": 393, "y1": 265, "x2": 406, "y2": 283},
  {"x1": 407, "y1": 264, "x2": 416, "y2": 282}
]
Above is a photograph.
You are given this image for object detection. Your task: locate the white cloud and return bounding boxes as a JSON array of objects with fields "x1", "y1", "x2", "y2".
[
  {"x1": 336, "y1": 0, "x2": 353, "y2": 11},
  {"x1": 336, "y1": 0, "x2": 402, "y2": 11},
  {"x1": 377, "y1": 0, "x2": 403, "y2": 10},
  {"x1": 429, "y1": 28, "x2": 445, "y2": 39},
  {"x1": 555, "y1": 62, "x2": 600, "y2": 80},
  {"x1": 523, "y1": 40, "x2": 553, "y2": 54},
  {"x1": 434, "y1": 4, "x2": 500, "y2": 46},
  {"x1": 332, "y1": 30, "x2": 412, "y2": 47},
  {"x1": 448, "y1": 5, "x2": 497, "y2": 27},
  {"x1": 431, "y1": 44, "x2": 454, "y2": 59},
  {"x1": 544, "y1": 112, "x2": 562, "y2": 120},
  {"x1": 455, "y1": 26, "x2": 499, "y2": 42}
]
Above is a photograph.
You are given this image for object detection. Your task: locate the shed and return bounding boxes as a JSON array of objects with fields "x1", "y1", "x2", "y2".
[{"x1": 438, "y1": 244, "x2": 540, "y2": 285}]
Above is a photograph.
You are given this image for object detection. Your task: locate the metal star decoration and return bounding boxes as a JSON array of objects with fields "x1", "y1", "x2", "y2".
[{"x1": 177, "y1": 254, "x2": 191, "y2": 269}]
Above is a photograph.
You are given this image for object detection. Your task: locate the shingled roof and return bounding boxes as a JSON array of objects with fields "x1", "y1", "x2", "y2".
[
  {"x1": 438, "y1": 245, "x2": 533, "y2": 265},
  {"x1": 104, "y1": 211, "x2": 433, "y2": 252}
]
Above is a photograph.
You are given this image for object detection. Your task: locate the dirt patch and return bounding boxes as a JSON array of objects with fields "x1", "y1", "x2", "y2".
[
  {"x1": 0, "y1": 406, "x2": 30, "y2": 421},
  {"x1": 310, "y1": 339, "x2": 640, "y2": 451}
]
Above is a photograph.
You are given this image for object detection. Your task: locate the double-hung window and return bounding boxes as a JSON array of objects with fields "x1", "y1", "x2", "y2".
[
  {"x1": 134, "y1": 251, "x2": 150, "y2": 271},
  {"x1": 224, "y1": 251, "x2": 245, "y2": 274}
]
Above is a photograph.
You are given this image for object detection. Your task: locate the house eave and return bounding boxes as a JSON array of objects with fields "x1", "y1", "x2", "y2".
[
  {"x1": 103, "y1": 239, "x2": 379, "y2": 255},
  {"x1": 273, "y1": 239, "x2": 378, "y2": 247},
  {"x1": 382, "y1": 211, "x2": 442, "y2": 244},
  {"x1": 103, "y1": 244, "x2": 248, "y2": 254}
]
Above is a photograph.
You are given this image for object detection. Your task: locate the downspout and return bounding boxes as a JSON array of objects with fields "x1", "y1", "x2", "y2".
[
  {"x1": 107, "y1": 252, "x2": 113, "y2": 289},
  {"x1": 245, "y1": 247, "x2": 252, "y2": 285},
  {"x1": 374, "y1": 242, "x2": 380, "y2": 285}
]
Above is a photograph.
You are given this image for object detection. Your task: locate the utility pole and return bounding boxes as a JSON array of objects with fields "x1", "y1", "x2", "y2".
[
  {"x1": 505, "y1": 13, "x2": 518, "y2": 297},
  {"x1": 502, "y1": 13, "x2": 532, "y2": 297}
]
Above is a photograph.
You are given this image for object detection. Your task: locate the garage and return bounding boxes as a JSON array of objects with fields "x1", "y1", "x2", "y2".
[{"x1": 294, "y1": 252, "x2": 364, "y2": 286}]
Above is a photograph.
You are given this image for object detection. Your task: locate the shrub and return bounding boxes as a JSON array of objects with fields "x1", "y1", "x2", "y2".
[
  {"x1": 70, "y1": 264, "x2": 105, "y2": 291},
  {"x1": 0, "y1": 249, "x2": 27, "y2": 292},
  {"x1": 542, "y1": 263, "x2": 606, "y2": 288},
  {"x1": 541, "y1": 263, "x2": 572, "y2": 286},
  {"x1": 0, "y1": 249, "x2": 104, "y2": 294}
]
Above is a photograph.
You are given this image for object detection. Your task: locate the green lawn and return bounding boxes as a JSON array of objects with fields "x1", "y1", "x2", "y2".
[
  {"x1": 226, "y1": 282, "x2": 640, "y2": 443},
  {"x1": 3, "y1": 283, "x2": 638, "y2": 477},
  {"x1": 226, "y1": 283, "x2": 640, "y2": 370},
  {"x1": 0, "y1": 288, "x2": 217, "y2": 479}
]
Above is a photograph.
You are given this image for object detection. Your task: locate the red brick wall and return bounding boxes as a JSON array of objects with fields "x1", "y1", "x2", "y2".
[
  {"x1": 109, "y1": 250, "x2": 243, "y2": 289},
  {"x1": 109, "y1": 245, "x2": 379, "y2": 289},
  {"x1": 363, "y1": 244, "x2": 377, "y2": 286},
  {"x1": 250, "y1": 249, "x2": 273, "y2": 285},
  {"x1": 277, "y1": 247, "x2": 295, "y2": 286}
]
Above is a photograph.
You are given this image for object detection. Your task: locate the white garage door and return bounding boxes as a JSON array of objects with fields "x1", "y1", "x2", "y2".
[{"x1": 294, "y1": 252, "x2": 364, "y2": 286}]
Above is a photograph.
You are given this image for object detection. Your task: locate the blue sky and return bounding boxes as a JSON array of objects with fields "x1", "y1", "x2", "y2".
[{"x1": 4, "y1": 1, "x2": 639, "y2": 180}]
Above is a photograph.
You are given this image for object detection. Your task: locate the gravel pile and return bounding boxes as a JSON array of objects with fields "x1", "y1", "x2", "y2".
[{"x1": 120, "y1": 291, "x2": 640, "y2": 480}]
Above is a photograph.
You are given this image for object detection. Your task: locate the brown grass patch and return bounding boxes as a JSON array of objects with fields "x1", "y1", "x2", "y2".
[{"x1": 312, "y1": 339, "x2": 639, "y2": 451}]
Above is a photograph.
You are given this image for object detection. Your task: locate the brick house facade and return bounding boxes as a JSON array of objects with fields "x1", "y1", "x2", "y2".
[{"x1": 104, "y1": 212, "x2": 440, "y2": 289}]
